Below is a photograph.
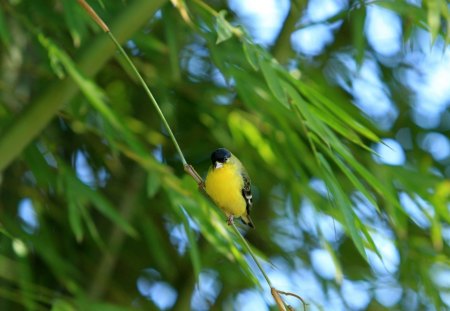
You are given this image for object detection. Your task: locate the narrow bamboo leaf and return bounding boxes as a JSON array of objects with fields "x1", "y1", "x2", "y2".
[
  {"x1": 38, "y1": 34, "x2": 148, "y2": 156},
  {"x1": 317, "y1": 153, "x2": 367, "y2": 260},
  {"x1": 61, "y1": 0, "x2": 87, "y2": 47},
  {"x1": 23, "y1": 144, "x2": 57, "y2": 187},
  {"x1": 68, "y1": 202, "x2": 84, "y2": 242},
  {"x1": 51, "y1": 299, "x2": 76, "y2": 311},
  {"x1": 444, "y1": 1, "x2": 450, "y2": 44},
  {"x1": 308, "y1": 105, "x2": 363, "y2": 145},
  {"x1": 170, "y1": 0, "x2": 193, "y2": 25},
  {"x1": 376, "y1": 0, "x2": 426, "y2": 22},
  {"x1": 433, "y1": 180, "x2": 450, "y2": 223},
  {"x1": 431, "y1": 215, "x2": 443, "y2": 251},
  {"x1": 78, "y1": 201, "x2": 105, "y2": 248},
  {"x1": 216, "y1": 10, "x2": 233, "y2": 44},
  {"x1": 331, "y1": 142, "x2": 400, "y2": 210},
  {"x1": 260, "y1": 59, "x2": 289, "y2": 108},
  {"x1": 352, "y1": 5, "x2": 366, "y2": 66},
  {"x1": 179, "y1": 207, "x2": 201, "y2": 280},
  {"x1": 242, "y1": 39, "x2": 259, "y2": 70},
  {"x1": 323, "y1": 240, "x2": 343, "y2": 284},
  {"x1": 283, "y1": 81, "x2": 329, "y2": 141},
  {"x1": 162, "y1": 6, "x2": 181, "y2": 80},
  {"x1": 61, "y1": 166, "x2": 137, "y2": 237},
  {"x1": 228, "y1": 112, "x2": 276, "y2": 165},
  {"x1": 426, "y1": 0, "x2": 441, "y2": 44},
  {"x1": 285, "y1": 80, "x2": 355, "y2": 162},
  {"x1": 329, "y1": 152, "x2": 379, "y2": 212},
  {"x1": 146, "y1": 172, "x2": 161, "y2": 198},
  {"x1": 360, "y1": 226, "x2": 383, "y2": 260},
  {"x1": 132, "y1": 33, "x2": 167, "y2": 54},
  {"x1": 295, "y1": 81, "x2": 379, "y2": 142}
]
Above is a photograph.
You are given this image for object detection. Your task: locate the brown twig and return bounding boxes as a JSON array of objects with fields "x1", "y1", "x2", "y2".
[
  {"x1": 183, "y1": 164, "x2": 204, "y2": 187},
  {"x1": 278, "y1": 289, "x2": 308, "y2": 311},
  {"x1": 77, "y1": 0, "x2": 109, "y2": 32},
  {"x1": 272, "y1": 288, "x2": 287, "y2": 311}
]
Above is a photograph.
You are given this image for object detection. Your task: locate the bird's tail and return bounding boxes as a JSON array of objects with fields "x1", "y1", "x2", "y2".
[{"x1": 241, "y1": 214, "x2": 255, "y2": 229}]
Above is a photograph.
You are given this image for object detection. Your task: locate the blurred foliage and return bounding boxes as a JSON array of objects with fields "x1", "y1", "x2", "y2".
[{"x1": 0, "y1": 0, "x2": 449, "y2": 310}]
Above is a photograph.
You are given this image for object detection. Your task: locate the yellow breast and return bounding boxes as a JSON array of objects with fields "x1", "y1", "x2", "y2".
[{"x1": 205, "y1": 163, "x2": 246, "y2": 217}]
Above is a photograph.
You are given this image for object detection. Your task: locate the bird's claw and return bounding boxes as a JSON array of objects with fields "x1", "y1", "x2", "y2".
[{"x1": 227, "y1": 215, "x2": 234, "y2": 226}]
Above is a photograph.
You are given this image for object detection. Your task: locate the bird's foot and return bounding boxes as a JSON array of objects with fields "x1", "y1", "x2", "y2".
[{"x1": 226, "y1": 215, "x2": 234, "y2": 226}]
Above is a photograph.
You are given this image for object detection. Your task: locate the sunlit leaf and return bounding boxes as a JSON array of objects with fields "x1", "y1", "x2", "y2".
[{"x1": 216, "y1": 10, "x2": 233, "y2": 44}]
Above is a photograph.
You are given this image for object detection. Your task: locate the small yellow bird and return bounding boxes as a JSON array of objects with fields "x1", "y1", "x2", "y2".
[{"x1": 205, "y1": 148, "x2": 254, "y2": 228}]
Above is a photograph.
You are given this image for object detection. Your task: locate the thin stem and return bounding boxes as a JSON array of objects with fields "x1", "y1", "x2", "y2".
[
  {"x1": 107, "y1": 33, "x2": 187, "y2": 166},
  {"x1": 271, "y1": 288, "x2": 287, "y2": 311},
  {"x1": 278, "y1": 290, "x2": 308, "y2": 311},
  {"x1": 77, "y1": 0, "x2": 109, "y2": 32},
  {"x1": 231, "y1": 222, "x2": 272, "y2": 287}
]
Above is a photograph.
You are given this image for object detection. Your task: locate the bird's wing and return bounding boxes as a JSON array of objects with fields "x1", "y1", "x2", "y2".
[{"x1": 241, "y1": 171, "x2": 252, "y2": 215}]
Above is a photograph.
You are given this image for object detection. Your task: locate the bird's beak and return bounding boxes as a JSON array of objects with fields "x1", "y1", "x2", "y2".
[{"x1": 214, "y1": 162, "x2": 223, "y2": 169}]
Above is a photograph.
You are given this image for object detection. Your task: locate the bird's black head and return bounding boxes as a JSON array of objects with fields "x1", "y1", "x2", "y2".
[{"x1": 211, "y1": 148, "x2": 231, "y2": 167}]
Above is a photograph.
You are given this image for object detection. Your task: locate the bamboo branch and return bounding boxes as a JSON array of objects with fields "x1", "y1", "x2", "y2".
[{"x1": 271, "y1": 0, "x2": 305, "y2": 63}]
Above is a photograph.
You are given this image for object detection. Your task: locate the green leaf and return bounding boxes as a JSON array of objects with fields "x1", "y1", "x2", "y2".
[
  {"x1": 61, "y1": 0, "x2": 87, "y2": 47},
  {"x1": 260, "y1": 59, "x2": 289, "y2": 108},
  {"x1": 242, "y1": 39, "x2": 259, "y2": 70},
  {"x1": 331, "y1": 143, "x2": 400, "y2": 210},
  {"x1": 317, "y1": 153, "x2": 367, "y2": 260},
  {"x1": 179, "y1": 207, "x2": 201, "y2": 280},
  {"x1": 431, "y1": 214, "x2": 443, "y2": 251},
  {"x1": 308, "y1": 105, "x2": 363, "y2": 145},
  {"x1": 323, "y1": 240, "x2": 343, "y2": 284},
  {"x1": 328, "y1": 151, "x2": 380, "y2": 212},
  {"x1": 352, "y1": 5, "x2": 366, "y2": 66},
  {"x1": 68, "y1": 202, "x2": 84, "y2": 242},
  {"x1": 297, "y1": 81, "x2": 379, "y2": 142},
  {"x1": 426, "y1": 0, "x2": 441, "y2": 44},
  {"x1": 51, "y1": 299, "x2": 76, "y2": 311},
  {"x1": 61, "y1": 166, "x2": 137, "y2": 238},
  {"x1": 146, "y1": 171, "x2": 161, "y2": 198},
  {"x1": 216, "y1": 10, "x2": 233, "y2": 44}
]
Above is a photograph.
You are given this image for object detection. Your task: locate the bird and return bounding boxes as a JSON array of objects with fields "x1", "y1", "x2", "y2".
[{"x1": 205, "y1": 148, "x2": 254, "y2": 228}]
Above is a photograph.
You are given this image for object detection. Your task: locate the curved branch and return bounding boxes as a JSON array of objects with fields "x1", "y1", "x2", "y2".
[{"x1": 271, "y1": 0, "x2": 305, "y2": 63}]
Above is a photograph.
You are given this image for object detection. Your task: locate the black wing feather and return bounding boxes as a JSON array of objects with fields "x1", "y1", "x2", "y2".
[{"x1": 241, "y1": 174, "x2": 252, "y2": 216}]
